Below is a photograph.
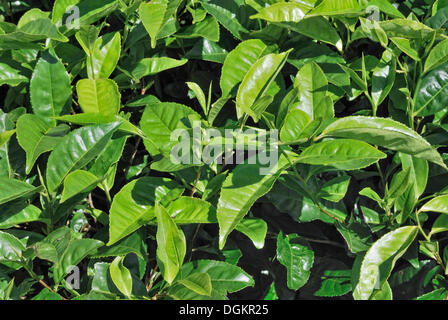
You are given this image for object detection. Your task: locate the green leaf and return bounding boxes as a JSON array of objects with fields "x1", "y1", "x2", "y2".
[
  {"x1": 125, "y1": 57, "x2": 188, "y2": 80},
  {"x1": 208, "y1": 97, "x2": 229, "y2": 125},
  {"x1": 236, "y1": 50, "x2": 290, "y2": 121},
  {"x1": 178, "y1": 259, "x2": 254, "y2": 293},
  {"x1": 235, "y1": 218, "x2": 267, "y2": 249},
  {"x1": 421, "y1": 195, "x2": 448, "y2": 214},
  {"x1": 140, "y1": 102, "x2": 201, "y2": 157},
  {"x1": 280, "y1": 109, "x2": 316, "y2": 143},
  {"x1": 60, "y1": 170, "x2": 100, "y2": 203},
  {"x1": 425, "y1": 38, "x2": 448, "y2": 73},
  {"x1": 321, "y1": 116, "x2": 446, "y2": 168},
  {"x1": 297, "y1": 139, "x2": 386, "y2": 170},
  {"x1": 75, "y1": 25, "x2": 99, "y2": 56},
  {"x1": 314, "y1": 269, "x2": 352, "y2": 297},
  {"x1": 176, "y1": 16, "x2": 220, "y2": 42},
  {"x1": 353, "y1": 226, "x2": 418, "y2": 300},
  {"x1": 0, "y1": 62, "x2": 28, "y2": 87},
  {"x1": 277, "y1": 232, "x2": 314, "y2": 290},
  {"x1": 0, "y1": 130, "x2": 15, "y2": 148},
  {"x1": 371, "y1": 50, "x2": 396, "y2": 108},
  {"x1": 318, "y1": 175, "x2": 351, "y2": 202},
  {"x1": 200, "y1": 0, "x2": 248, "y2": 40},
  {"x1": 360, "y1": 18, "x2": 388, "y2": 47},
  {"x1": 186, "y1": 82, "x2": 207, "y2": 116},
  {"x1": 155, "y1": 202, "x2": 186, "y2": 284},
  {"x1": 390, "y1": 37, "x2": 420, "y2": 61},
  {"x1": 309, "y1": 0, "x2": 362, "y2": 16},
  {"x1": 366, "y1": 0, "x2": 404, "y2": 18},
  {"x1": 370, "y1": 281, "x2": 393, "y2": 300},
  {"x1": 0, "y1": 231, "x2": 26, "y2": 262},
  {"x1": 54, "y1": 113, "x2": 143, "y2": 137},
  {"x1": 87, "y1": 32, "x2": 121, "y2": 79},
  {"x1": 32, "y1": 242, "x2": 58, "y2": 264},
  {"x1": 17, "y1": 8, "x2": 68, "y2": 42},
  {"x1": 16, "y1": 114, "x2": 69, "y2": 174},
  {"x1": 431, "y1": 214, "x2": 448, "y2": 235},
  {"x1": 416, "y1": 288, "x2": 448, "y2": 300},
  {"x1": 139, "y1": 0, "x2": 181, "y2": 48},
  {"x1": 294, "y1": 62, "x2": 333, "y2": 119},
  {"x1": 220, "y1": 39, "x2": 268, "y2": 98},
  {"x1": 382, "y1": 17, "x2": 440, "y2": 38},
  {"x1": 30, "y1": 49, "x2": 72, "y2": 123},
  {"x1": 108, "y1": 177, "x2": 184, "y2": 245},
  {"x1": 76, "y1": 79, "x2": 121, "y2": 116},
  {"x1": 46, "y1": 122, "x2": 121, "y2": 194},
  {"x1": 185, "y1": 38, "x2": 228, "y2": 64},
  {"x1": 217, "y1": 152, "x2": 294, "y2": 249},
  {"x1": 0, "y1": 203, "x2": 45, "y2": 229},
  {"x1": 387, "y1": 168, "x2": 412, "y2": 205},
  {"x1": 279, "y1": 17, "x2": 343, "y2": 51},
  {"x1": 52, "y1": 0, "x2": 118, "y2": 30},
  {"x1": 109, "y1": 256, "x2": 133, "y2": 298},
  {"x1": 398, "y1": 153, "x2": 428, "y2": 198},
  {"x1": 0, "y1": 177, "x2": 41, "y2": 206},
  {"x1": 53, "y1": 239, "x2": 103, "y2": 284},
  {"x1": 89, "y1": 135, "x2": 128, "y2": 178},
  {"x1": 177, "y1": 272, "x2": 212, "y2": 296},
  {"x1": 415, "y1": 62, "x2": 448, "y2": 116},
  {"x1": 167, "y1": 196, "x2": 217, "y2": 224},
  {"x1": 251, "y1": 2, "x2": 310, "y2": 22}
]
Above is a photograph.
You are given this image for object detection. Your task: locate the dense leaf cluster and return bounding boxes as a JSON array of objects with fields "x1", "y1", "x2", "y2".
[{"x1": 1, "y1": 0, "x2": 448, "y2": 300}]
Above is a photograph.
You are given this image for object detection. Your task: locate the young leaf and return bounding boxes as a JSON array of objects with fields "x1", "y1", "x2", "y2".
[
  {"x1": 200, "y1": 0, "x2": 248, "y2": 40},
  {"x1": 321, "y1": 116, "x2": 446, "y2": 168},
  {"x1": 30, "y1": 49, "x2": 71, "y2": 123},
  {"x1": 294, "y1": 62, "x2": 332, "y2": 119},
  {"x1": 110, "y1": 256, "x2": 133, "y2": 298},
  {"x1": 108, "y1": 177, "x2": 184, "y2": 245},
  {"x1": 16, "y1": 114, "x2": 69, "y2": 174},
  {"x1": 0, "y1": 177, "x2": 41, "y2": 206},
  {"x1": 76, "y1": 79, "x2": 121, "y2": 116},
  {"x1": 297, "y1": 139, "x2": 387, "y2": 170},
  {"x1": 353, "y1": 226, "x2": 418, "y2": 300},
  {"x1": 424, "y1": 38, "x2": 448, "y2": 73},
  {"x1": 166, "y1": 197, "x2": 217, "y2": 224},
  {"x1": 220, "y1": 39, "x2": 268, "y2": 98},
  {"x1": 46, "y1": 122, "x2": 121, "y2": 194},
  {"x1": 177, "y1": 272, "x2": 212, "y2": 297},
  {"x1": 414, "y1": 62, "x2": 448, "y2": 116},
  {"x1": 371, "y1": 50, "x2": 396, "y2": 108},
  {"x1": 250, "y1": 2, "x2": 310, "y2": 22},
  {"x1": 420, "y1": 195, "x2": 448, "y2": 214},
  {"x1": 155, "y1": 202, "x2": 186, "y2": 285},
  {"x1": 236, "y1": 51, "x2": 290, "y2": 121},
  {"x1": 178, "y1": 259, "x2": 254, "y2": 294},
  {"x1": 60, "y1": 170, "x2": 100, "y2": 203},
  {"x1": 217, "y1": 152, "x2": 294, "y2": 249},
  {"x1": 87, "y1": 32, "x2": 121, "y2": 79}
]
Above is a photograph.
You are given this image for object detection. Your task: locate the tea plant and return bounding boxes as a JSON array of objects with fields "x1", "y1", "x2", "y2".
[{"x1": 0, "y1": 0, "x2": 448, "y2": 300}]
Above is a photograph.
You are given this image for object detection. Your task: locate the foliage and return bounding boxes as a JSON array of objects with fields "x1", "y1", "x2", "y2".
[{"x1": 0, "y1": 0, "x2": 448, "y2": 300}]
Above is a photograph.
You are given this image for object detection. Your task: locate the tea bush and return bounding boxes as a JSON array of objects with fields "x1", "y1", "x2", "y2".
[{"x1": 0, "y1": 0, "x2": 448, "y2": 300}]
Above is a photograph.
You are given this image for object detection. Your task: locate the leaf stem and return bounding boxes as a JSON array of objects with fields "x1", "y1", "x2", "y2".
[{"x1": 415, "y1": 210, "x2": 431, "y2": 242}]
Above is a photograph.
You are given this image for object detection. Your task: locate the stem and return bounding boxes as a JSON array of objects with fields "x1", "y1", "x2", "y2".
[
  {"x1": 415, "y1": 210, "x2": 430, "y2": 242},
  {"x1": 189, "y1": 166, "x2": 203, "y2": 197}
]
